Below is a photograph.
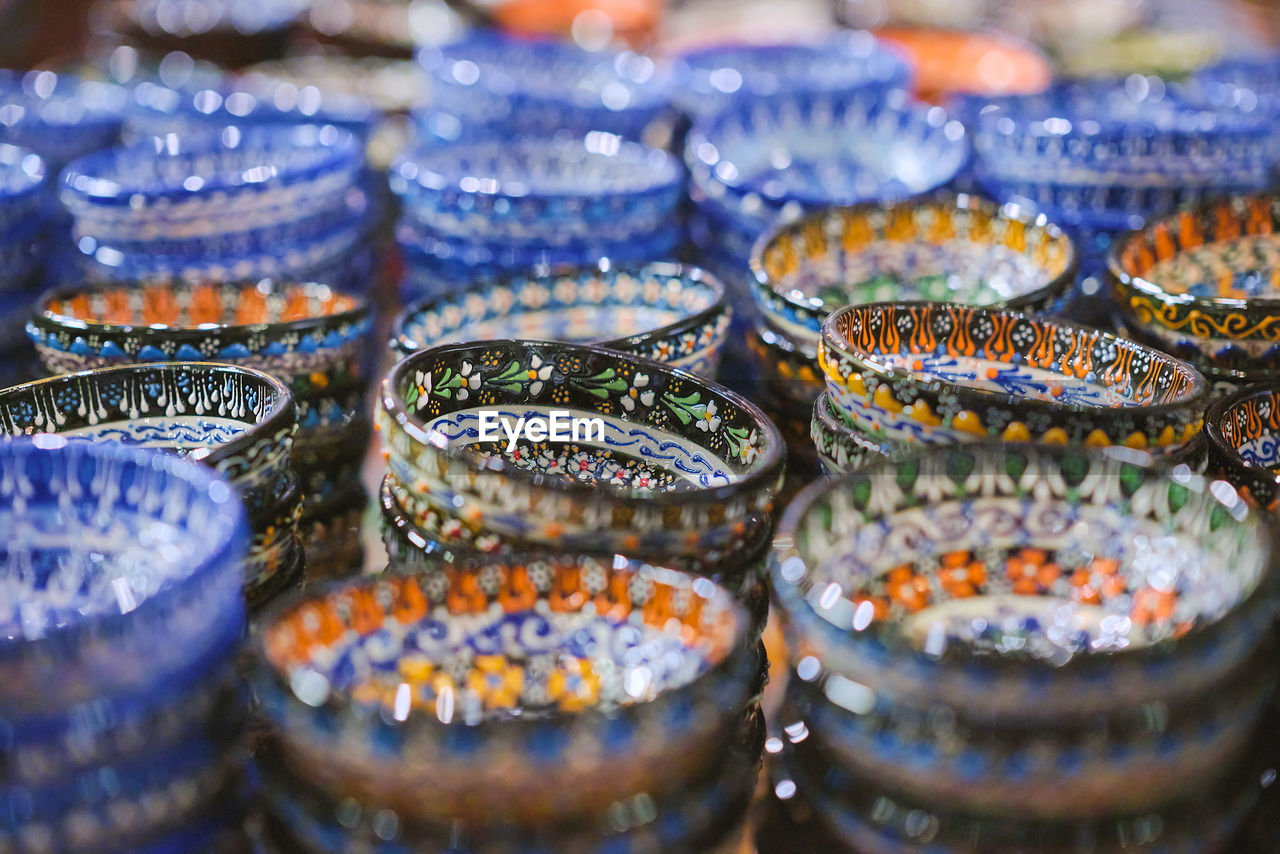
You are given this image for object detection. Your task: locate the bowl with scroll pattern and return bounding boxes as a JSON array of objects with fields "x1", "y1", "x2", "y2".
[{"x1": 818, "y1": 300, "x2": 1207, "y2": 451}]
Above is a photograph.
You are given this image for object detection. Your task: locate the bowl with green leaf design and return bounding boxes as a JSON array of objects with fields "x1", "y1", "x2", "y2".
[
  {"x1": 380, "y1": 340, "x2": 786, "y2": 571},
  {"x1": 751, "y1": 194, "x2": 1077, "y2": 349}
]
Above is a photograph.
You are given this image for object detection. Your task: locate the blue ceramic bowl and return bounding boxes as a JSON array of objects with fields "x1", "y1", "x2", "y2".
[
  {"x1": 390, "y1": 131, "x2": 682, "y2": 245},
  {"x1": 1190, "y1": 54, "x2": 1280, "y2": 119},
  {"x1": 0, "y1": 439, "x2": 248, "y2": 723},
  {"x1": 418, "y1": 32, "x2": 673, "y2": 139},
  {"x1": 0, "y1": 71, "x2": 127, "y2": 169},
  {"x1": 685, "y1": 89, "x2": 969, "y2": 237},
  {"x1": 670, "y1": 33, "x2": 912, "y2": 120},
  {"x1": 0, "y1": 142, "x2": 47, "y2": 232},
  {"x1": 60, "y1": 124, "x2": 363, "y2": 241}
]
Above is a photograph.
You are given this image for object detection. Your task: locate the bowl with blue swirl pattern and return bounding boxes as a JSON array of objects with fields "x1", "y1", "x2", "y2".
[
  {"x1": 819, "y1": 301, "x2": 1207, "y2": 451},
  {"x1": 392, "y1": 261, "x2": 730, "y2": 379},
  {"x1": 1205, "y1": 382, "x2": 1280, "y2": 513}
]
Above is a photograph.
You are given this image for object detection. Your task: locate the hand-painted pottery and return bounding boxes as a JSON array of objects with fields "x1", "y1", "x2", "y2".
[
  {"x1": 418, "y1": 32, "x2": 673, "y2": 140},
  {"x1": 390, "y1": 132, "x2": 681, "y2": 245},
  {"x1": 28, "y1": 278, "x2": 372, "y2": 396},
  {"x1": 750, "y1": 194, "x2": 1078, "y2": 347},
  {"x1": 772, "y1": 444, "x2": 1279, "y2": 724},
  {"x1": 1205, "y1": 383, "x2": 1280, "y2": 513},
  {"x1": 0, "y1": 142, "x2": 47, "y2": 234},
  {"x1": 810, "y1": 392, "x2": 896, "y2": 475},
  {"x1": 0, "y1": 71, "x2": 127, "y2": 170},
  {"x1": 745, "y1": 320, "x2": 825, "y2": 409},
  {"x1": 245, "y1": 470, "x2": 304, "y2": 590},
  {"x1": 59, "y1": 124, "x2": 362, "y2": 242},
  {"x1": 0, "y1": 439, "x2": 247, "y2": 720},
  {"x1": 391, "y1": 262, "x2": 730, "y2": 379},
  {"x1": 1109, "y1": 194, "x2": 1280, "y2": 376},
  {"x1": 668, "y1": 33, "x2": 911, "y2": 120},
  {"x1": 873, "y1": 28, "x2": 1051, "y2": 102},
  {"x1": 247, "y1": 533, "x2": 308, "y2": 614},
  {"x1": 252, "y1": 560, "x2": 757, "y2": 824},
  {"x1": 819, "y1": 301, "x2": 1207, "y2": 450},
  {"x1": 684, "y1": 89, "x2": 969, "y2": 237},
  {"x1": 380, "y1": 340, "x2": 785, "y2": 563}
]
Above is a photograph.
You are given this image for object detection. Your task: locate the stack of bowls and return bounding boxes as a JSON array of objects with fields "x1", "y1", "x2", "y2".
[
  {"x1": 0, "y1": 143, "x2": 50, "y2": 388},
  {"x1": 818, "y1": 300, "x2": 1208, "y2": 455},
  {"x1": 770, "y1": 443, "x2": 1280, "y2": 853},
  {"x1": 389, "y1": 131, "x2": 684, "y2": 301},
  {"x1": 391, "y1": 261, "x2": 732, "y2": 380},
  {"x1": 55, "y1": 124, "x2": 370, "y2": 292},
  {"x1": 750, "y1": 193, "x2": 1079, "y2": 472},
  {"x1": 1205, "y1": 382, "x2": 1280, "y2": 513},
  {"x1": 0, "y1": 439, "x2": 251, "y2": 853},
  {"x1": 378, "y1": 339, "x2": 785, "y2": 609},
  {"x1": 416, "y1": 31, "x2": 673, "y2": 143},
  {"x1": 251, "y1": 557, "x2": 764, "y2": 853},
  {"x1": 1110, "y1": 192, "x2": 1280, "y2": 395},
  {"x1": 958, "y1": 78, "x2": 1280, "y2": 325},
  {"x1": 27, "y1": 277, "x2": 374, "y2": 579},
  {"x1": 0, "y1": 70, "x2": 127, "y2": 172},
  {"x1": 0, "y1": 362, "x2": 302, "y2": 609}
]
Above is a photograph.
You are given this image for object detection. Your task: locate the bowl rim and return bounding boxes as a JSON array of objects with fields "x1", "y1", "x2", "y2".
[
  {"x1": 749, "y1": 192, "x2": 1080, "y2": 331},
  {"x1": 820, "y1": 299, "x2": 1209, "y2": 420},
  {"x1": 1204, "y1": 381, "x2": 1280, "y2": 488},
  {"x1": 382, "y1": 338, "x2": 786, "y2": 508}
]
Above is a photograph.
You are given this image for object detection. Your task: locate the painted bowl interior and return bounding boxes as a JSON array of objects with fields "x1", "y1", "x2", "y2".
[
  {"x1": 783, "y1": 450, "x2": 1271, "y2": 663},
  {"x1": 828, "y1": 303, "x2": 1201, "y2": 409},
  {"x1": 396, "y1": 266, "x2": 720, "y2": 350},
  {"x1": 757, "y1": 200, "x2": 1073, "y2": 315},
  {"x1": 1212, "y1": 386, "x2": 1280, "y2": 472},
  {"x1": 262, "y1": 562, "x2": 742, "y2": 720}
]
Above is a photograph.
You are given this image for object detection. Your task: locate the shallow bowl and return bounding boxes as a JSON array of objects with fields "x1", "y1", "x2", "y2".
[{"x1": 1205, "y1": 382, "x2": 1280, "y2": 512}]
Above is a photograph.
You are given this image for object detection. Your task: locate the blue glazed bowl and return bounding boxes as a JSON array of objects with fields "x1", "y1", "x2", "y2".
[
  {"x1": 1190, "y1": 54, "x2": 1280, "y2": 119},
  {"x1": 60, "y1": 124, "x2": 363, "y2": 242},
  {"x1": 685, "y1": 89, "x2": 969, "y2": 237},
  {"x1": 418, "y1": 32, "x2": 673, "y2": 139},
  {"x1": 0, "y1": 142, "x2": 46, "y2": 232},
  {"x1": 392, "y1": 261, "x2": 730, "y2": 378},
  {"x1": 390, "y1": 131, "x2": 682, "y2": 245},
  {"x1": 0, "y1": 439, "x2": 248, "y2": 722},
  {"x1": 670, "y1": 32, "x2": 912, "y2": 120},
  {"x1": 0, "y1": 71, "x2": 127, "y2": 169}
]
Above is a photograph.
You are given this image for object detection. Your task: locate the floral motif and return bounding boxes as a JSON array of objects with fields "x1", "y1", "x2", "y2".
[
  {"x1": 620, "y1": 373, "x2": 654, "y2": 412},
  {"x1": 467, "y1": 654, "x2": 526, "y2": 710}
]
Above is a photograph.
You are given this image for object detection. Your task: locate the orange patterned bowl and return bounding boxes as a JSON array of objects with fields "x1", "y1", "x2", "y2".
[{"x1": 874, "y1": 27, "x2": 1051, "y2": 102}]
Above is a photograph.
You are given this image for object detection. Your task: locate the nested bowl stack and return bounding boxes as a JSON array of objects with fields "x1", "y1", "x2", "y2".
[
  {"x1": 56, "y1": 123, "x2": 372, "y2": 293},
  {"x1": 378, "y1": 339, "x2": 785, "y2": 597},
  {"x1": 810, "y1": 391, "x2": 896, "y2": 476},
  {"x1": 251, "y1": 557, "x2": 764, "y2": 853},
  {"x1": 819, "y1": 300, "x2": 1208, "y2": 453},
  {"x1": 391, "y1": 261, "x2": 731, "y2": 380},
  {"x1": 1110, "y1": 192, "x2": 1280, "y2": 391},
  {"x1": 770, "y1": 444, "x2": 1280, "y2": 852},
  {"x1": 390, "y1": 131, "x2": 683, "y2": 300},
  {"x1": 0, "y1": 70, "x2": 127, "y2": 171},
  {"x1": 0, "y1": 142, "x2": 51, "y2": 388},
  {"x1": 27, "y1": 277, "x2": 375, "y2": 578},
  {"x1": 0, "y1": 362, "x2": 302, "y2": 608},
  {"x1": 0, "y1": 439, "x2": 251, "y2": 853},
  {"x1": 1205, "y1": 382, "x2": 1280, "y2": 513}
]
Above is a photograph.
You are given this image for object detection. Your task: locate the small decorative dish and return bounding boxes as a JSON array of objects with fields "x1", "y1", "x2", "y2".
[
  {"x1": 252, "y1": 558, "x2": 757, "y2": 823},
  {"x1": 391, "y1": 261, "x2": 730, "y2": 379},
  {"x1": 669, "y1": 33, "x2": 911, "y2": 120},
  {"x1": 1109, "y1": 193, "x2": 1280, "y2": 376},
  {"x1": 380, "y1": 340, "x2": 784, "y2": 566},
  {"x1": 390, "y1": 132, "x2": 682, "y2": 245},
  {"x1": 751, "y1": 194, "x2": 1078, "y2": 347},
  {"x1": 873, "y1": 27, "x2": 1051, "y2": 102},
  {"x1": 1204, "y1": 382, "x2": 1280, "y2": 512},
  {"x1": 819, "y1": 301, "x2": 1207, "y2": 450},
  {"x1": 810, "y1": 391, "x2": 895, "y2": 475},
  {"x1": 0, "y1": 70, "x2": 127, "y2": 169},
  {"x1": 418, "y1": 32, "x2": 673, "y2": 140},
  {"x1": 59, "y1": 123, "x2": 362, "y2": 242},
  {"x1": 684, "y1": 89, "x2": 969, "y2": 237}
]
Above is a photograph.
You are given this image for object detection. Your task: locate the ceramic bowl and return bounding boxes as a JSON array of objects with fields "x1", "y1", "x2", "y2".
[
  {"x1": 1109, "y1": 193, "x2": 1280, "y2": 376},
  {"x1": 392, "y1": 261, "x2": 730, "y2": 379},
  {"x1": 872, "y1": 27, "x2": 1051, "y2": 102},
  {"x1": 669, "y1": 33, "x2": 911, "y2": 120},
  {"x1": 0, "y1": 439, "x2": 248, "y2": 721},
  {"x1": 685, "y1": 90, "x2": 969, "y2": 238},
  {"x1": 0, "y1": 142, "x2": 47, "y2": 234},
  {"x1": 818, "y1": 301, "x2": 1207, "y2": 450},
  {"x1": 28, "y1": 278, "x2": 372, "y2": 397},
  {"x1": 745, "y1": 319, "x2": 825, "y2": 408},
  {"x1": 1205, "y1": 382, "x2": 1280, "y2": 512},
  {"x1": 0, "y1": 70, "x2": 127, "y2": 169},
  {"x1": 1191, "y1": 54, "x2": 1280, "y2": 119},
  {"x1": 810, "y1": 391, "x2": 896, "y2": 475},
  {"x1": 751, "y1": 194, "x2": 1078, "y2": 348},
  {"x1": 60, "y1": 124, "x2": 362, "y2": 242},
  {"x1": 418, "y1": 32, "x2": 673, "y2": 140},
  {"x1": 0, "y1": 362, "x2": 295, "y2": 516},
  {"x1": 380, "y1": 340, "x2": 785, "y2": 565},
  {"x1": 252, "y1": 559, "x2": 757, "y2": 824},
  {"x1": 390, "y1": 132, "x2": 682, "y2": 245}
]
